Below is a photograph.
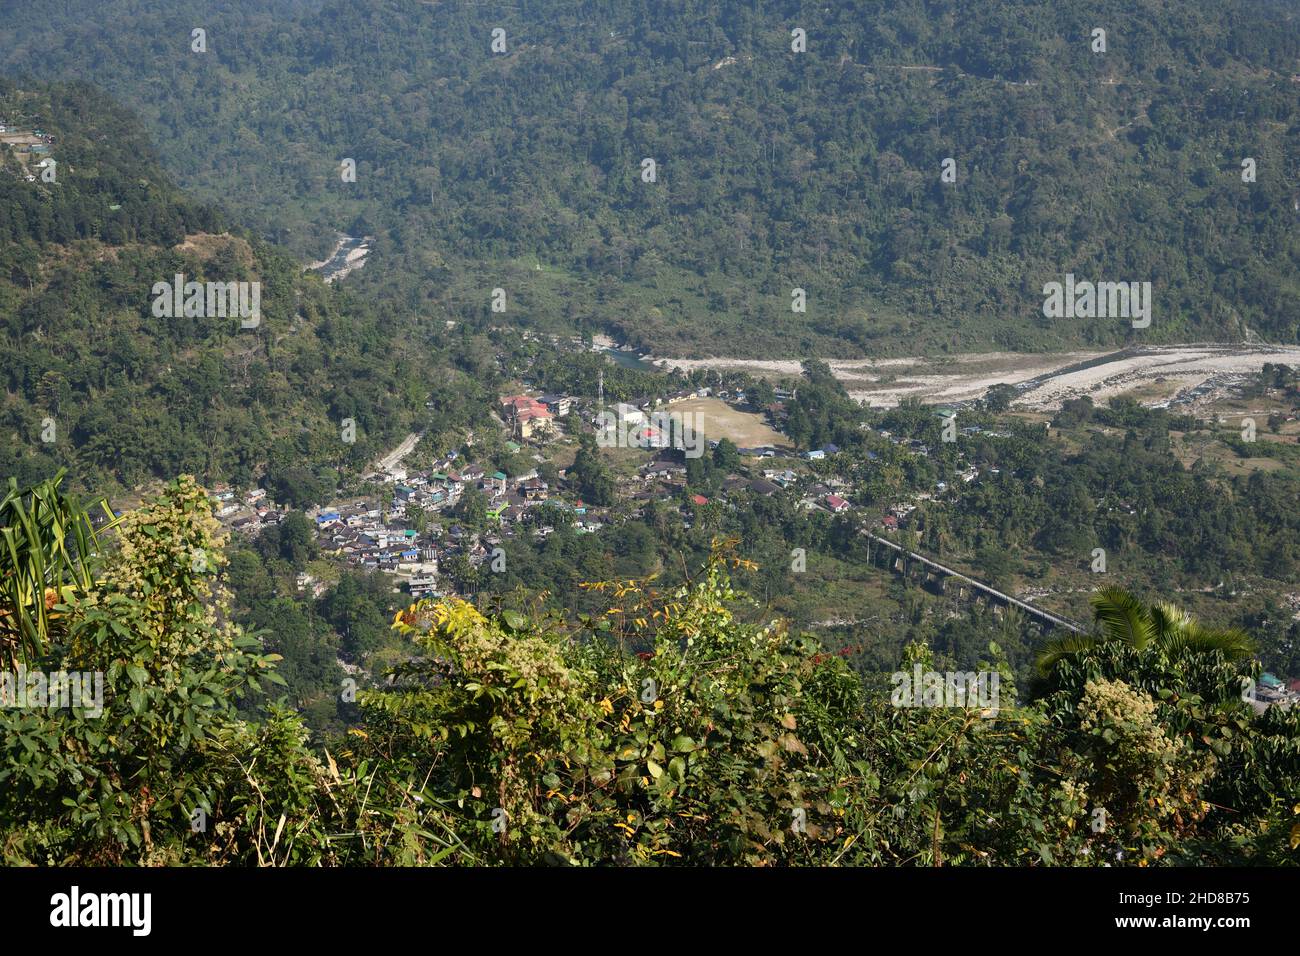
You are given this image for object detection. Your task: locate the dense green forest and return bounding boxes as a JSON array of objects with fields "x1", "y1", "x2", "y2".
[
  {"x1": 0, "y1": 81, "x2": 500, "y2": 494},
  {"x1": 1, "y1": 0, "x2": 1296, "y2": 354}
]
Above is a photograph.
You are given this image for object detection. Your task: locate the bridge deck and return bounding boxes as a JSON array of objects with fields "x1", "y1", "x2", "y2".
[{"x1": 865, "y1": 532, "x2": 1086, "y2": 633}]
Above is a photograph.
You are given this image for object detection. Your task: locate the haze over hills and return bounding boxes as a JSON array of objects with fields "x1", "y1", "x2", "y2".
[{"x1": 0, "y1": 0, "x2": 1296, "y2": 355}]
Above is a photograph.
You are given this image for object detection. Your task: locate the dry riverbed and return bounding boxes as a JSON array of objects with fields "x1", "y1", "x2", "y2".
[{"x1": 649, "y1": 345, "x2": 1300, "y2": 411}]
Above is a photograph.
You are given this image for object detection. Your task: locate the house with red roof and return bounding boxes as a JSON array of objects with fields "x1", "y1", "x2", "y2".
[{"x1": 500, "y1": 394, "x2": 554, "y2": 439}]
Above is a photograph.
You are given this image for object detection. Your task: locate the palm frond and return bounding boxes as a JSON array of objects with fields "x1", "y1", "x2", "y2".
[
  {"x1": 1036, "y1": 633, "x2": 1101, "y2": 675},
  {"x1": 1150, "y1": 601, "x2": 1193, "y2": 641},
  {"x1": 1161, "y1": 623, "x2": 1255, "y2": 662},
  {"x1": 1089, "y1": 586, "x2": 1155, "y2": 649}
]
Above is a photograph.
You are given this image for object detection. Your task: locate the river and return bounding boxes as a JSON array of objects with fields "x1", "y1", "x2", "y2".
[
  {"x1": 648, "y1": 344, "x2": 1300, "y2": 411},
  {"x1": 307, "y1": 234, "x2": 373, "y2": 284}
]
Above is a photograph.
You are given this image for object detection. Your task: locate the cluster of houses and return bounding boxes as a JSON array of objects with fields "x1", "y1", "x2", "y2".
[
  {"x1": 306, "y1": 447, "x2": 611, "y2": 598},
  {"x1": 211, "y1": 485, "x2": 283, "y2": 532},
  {"x1": 210, "y1": 381, "x2": 1014, "y2": 604},
  {"x1": 312, "y1": 498, "x2": 437, "y2": 593},
  {"x1": 1, "y1": 122, "x2": 56, "y2": 182},
  {"x1": 212, "y1": 370, "x2": 1016, "y2": 602},
  {"x1": 736, "y1": 467, "x2": 854, "y2": 515}
]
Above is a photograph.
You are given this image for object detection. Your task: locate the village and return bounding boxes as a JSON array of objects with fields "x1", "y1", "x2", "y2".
[
  {"x1": 208, "y1": 368, "x2": 990, "y2": 606},
  {"x1": 203, "y1": 347, "x2": 1299, "y2": 714},
  {"x1": 0, "y1": 116, "x2": 56, "y2": 181}
]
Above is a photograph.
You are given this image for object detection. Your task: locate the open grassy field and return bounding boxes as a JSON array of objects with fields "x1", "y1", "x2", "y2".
[{"x1": 665, "y1": 397, "x2": 792, "y2": 450}]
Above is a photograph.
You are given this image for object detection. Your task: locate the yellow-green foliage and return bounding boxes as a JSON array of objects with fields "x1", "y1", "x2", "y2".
[{"x1": 2, "y1": 481, "x2": 1297, "y2": 867}]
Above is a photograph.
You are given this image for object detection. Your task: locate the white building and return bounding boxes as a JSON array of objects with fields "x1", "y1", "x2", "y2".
[{"x1": 613, "y1": 402, "x2": 644, "y2": 426}]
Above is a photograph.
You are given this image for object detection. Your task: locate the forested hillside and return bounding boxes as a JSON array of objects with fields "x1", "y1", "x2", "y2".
[
  {"x1": 1, "y1": 0, "x2": 1297, "y2": 354},
  {"x1": 0, "y1": 81, "x2": 491, "y2": 494}
]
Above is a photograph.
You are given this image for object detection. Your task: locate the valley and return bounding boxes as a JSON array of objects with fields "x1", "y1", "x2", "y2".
[{"x1": 0, "y1": 0, "x2": 1297, "y2": 878}]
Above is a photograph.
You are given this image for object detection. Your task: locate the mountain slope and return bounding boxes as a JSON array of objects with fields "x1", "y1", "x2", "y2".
[
  {"x1": 0, "y1": 81, "x2": 476, "y2": 495},
  {"x1": 1, "y1": 0, "x2": 1297, "y2": 354}
]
